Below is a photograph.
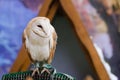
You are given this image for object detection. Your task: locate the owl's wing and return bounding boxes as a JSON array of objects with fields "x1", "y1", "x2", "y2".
[
  {"x1": 22, "y1": 30, "x2": 26, "y2": 43},
  {"x1": 47, "y1": 30, "x2": 57, "y2": 64},
  {"x1": 22, "y1": 29, "x2": 33, "y2": 61},
  {"x1": 22, "y1": 29, "x2": 30, "y2": 54},
  {"x1": 22, "y1": 29, "x2": 28, "y2": 49}
]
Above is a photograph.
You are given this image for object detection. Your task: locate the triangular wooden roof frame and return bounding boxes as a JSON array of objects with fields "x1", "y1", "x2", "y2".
[{"x1": 9, "y1": 0, "x2": 109, "y2": 79}]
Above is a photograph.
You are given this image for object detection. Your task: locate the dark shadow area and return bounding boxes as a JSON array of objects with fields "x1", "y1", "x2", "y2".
[{"x1": 51, "y1": 9, "x2": 97, "y2": 79}]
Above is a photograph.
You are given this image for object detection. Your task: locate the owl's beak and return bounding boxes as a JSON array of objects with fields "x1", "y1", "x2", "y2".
[
  {"x1": 42, "y1": 29, "x2": 47, "y2": 35},
  {"x1": 32, "y1": 29, "x2": 49, "y2": 38}
]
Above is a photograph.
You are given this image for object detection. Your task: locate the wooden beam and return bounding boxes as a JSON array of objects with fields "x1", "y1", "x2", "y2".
[
  {"x1": 38, "y1": 0, "x2": 53, "y2": 16},
  {"x1": 59, "y1": 0, "x2": 109, "y2": 80},
  {"x1": 47, "y1": 0, "x2": 59, "y2": 21},
  {"x1": 38, "y1": 0, "x2": 59, "y2": 21}
]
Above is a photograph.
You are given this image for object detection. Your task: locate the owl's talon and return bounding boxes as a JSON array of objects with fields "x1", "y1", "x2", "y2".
[
  {"x1": 31, "y1": 68, "x2": 39, "y2": 77},
  {"x1": 41, "y1": 68, "x2": 50, "y2": 74}
]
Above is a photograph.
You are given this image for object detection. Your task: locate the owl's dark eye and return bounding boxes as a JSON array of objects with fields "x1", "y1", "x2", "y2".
[{"x1": 37, "y1": 25, "x2": 43, "y2": 29}]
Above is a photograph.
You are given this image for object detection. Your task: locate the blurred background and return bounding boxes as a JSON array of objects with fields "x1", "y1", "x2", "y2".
[
  {"x1": 0, "y1": 0, "x2": 120, "y2": 79},
  {"x1": 0, "y1": 0, "x2": 44, "y2": 78}
]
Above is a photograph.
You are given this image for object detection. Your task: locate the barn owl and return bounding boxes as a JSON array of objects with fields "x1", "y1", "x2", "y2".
[{"x1": 23, "y1": 17, "x2": 57, "y2": 76}]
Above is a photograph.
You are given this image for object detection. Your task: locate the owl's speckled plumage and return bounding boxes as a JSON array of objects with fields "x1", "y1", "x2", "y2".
[{"x1": 23, "y1": 17, "x2": 57, "y2": 66}]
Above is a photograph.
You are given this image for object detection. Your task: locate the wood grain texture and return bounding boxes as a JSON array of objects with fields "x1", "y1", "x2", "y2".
[
  {"x1": 38, "y1": 0, "x2": 53, "y2": 17},
  {"x1": 47, "y1": 0, "x2": 59, "y2": 21},
  {"x1": 38, "y1": 0, "x2": 59, "y2": 21}
]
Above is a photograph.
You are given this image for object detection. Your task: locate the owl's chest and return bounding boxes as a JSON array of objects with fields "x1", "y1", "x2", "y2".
[
  {"x1": 26, "y1": 32, "x2": 51, "y2": 61},
  {"x1": 27, "y1": 41, "x2": 50, "y2": 61}
]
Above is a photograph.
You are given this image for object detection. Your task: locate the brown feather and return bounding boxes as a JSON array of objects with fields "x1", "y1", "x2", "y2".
[{"x1": 47, "y1": 30, "x2": 57, "y2": 64}]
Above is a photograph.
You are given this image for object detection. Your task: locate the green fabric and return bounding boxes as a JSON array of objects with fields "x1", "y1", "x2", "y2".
[
  {"x1": 2, "y1": 64, "x2": 75, "y2": 80},
  {"x1": 2, "y1": 71, "x2": 75, "y2": 80}
]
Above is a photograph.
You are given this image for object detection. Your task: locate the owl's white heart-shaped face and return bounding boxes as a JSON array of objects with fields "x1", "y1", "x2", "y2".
[{"x1": 29, "y1": 17, "x2": 52, "y2": 38}]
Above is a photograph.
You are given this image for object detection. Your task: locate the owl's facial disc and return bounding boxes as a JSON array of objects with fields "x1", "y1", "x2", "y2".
[
  {"x1": 31, "y1": 18, "x2": 52, "y2": 38},
  {"x1": 32, "y1": 24, "x2": 50, "y2": 38}
]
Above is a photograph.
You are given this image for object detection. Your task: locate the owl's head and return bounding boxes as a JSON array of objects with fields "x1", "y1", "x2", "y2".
[{"x1": 26, "y1": 17, "x2": 54, "y2": 38}]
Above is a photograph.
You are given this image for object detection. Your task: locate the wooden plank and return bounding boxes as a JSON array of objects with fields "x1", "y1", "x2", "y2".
[
  {"x1": 59, "y1": 0, "x2": 109, "y2": 80},
  {"x1": 20, "y1": 55, "x2": 31, "y2": 72},
  {"x1": 47, "y1": 0, "x2": 59, "y2": 21},
  {"x1": 38, "y1": 0, "x2": 59, "y2": 21},
  {"x1": 38, "y1": 0, "x2": 53, "y2": 16}
]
